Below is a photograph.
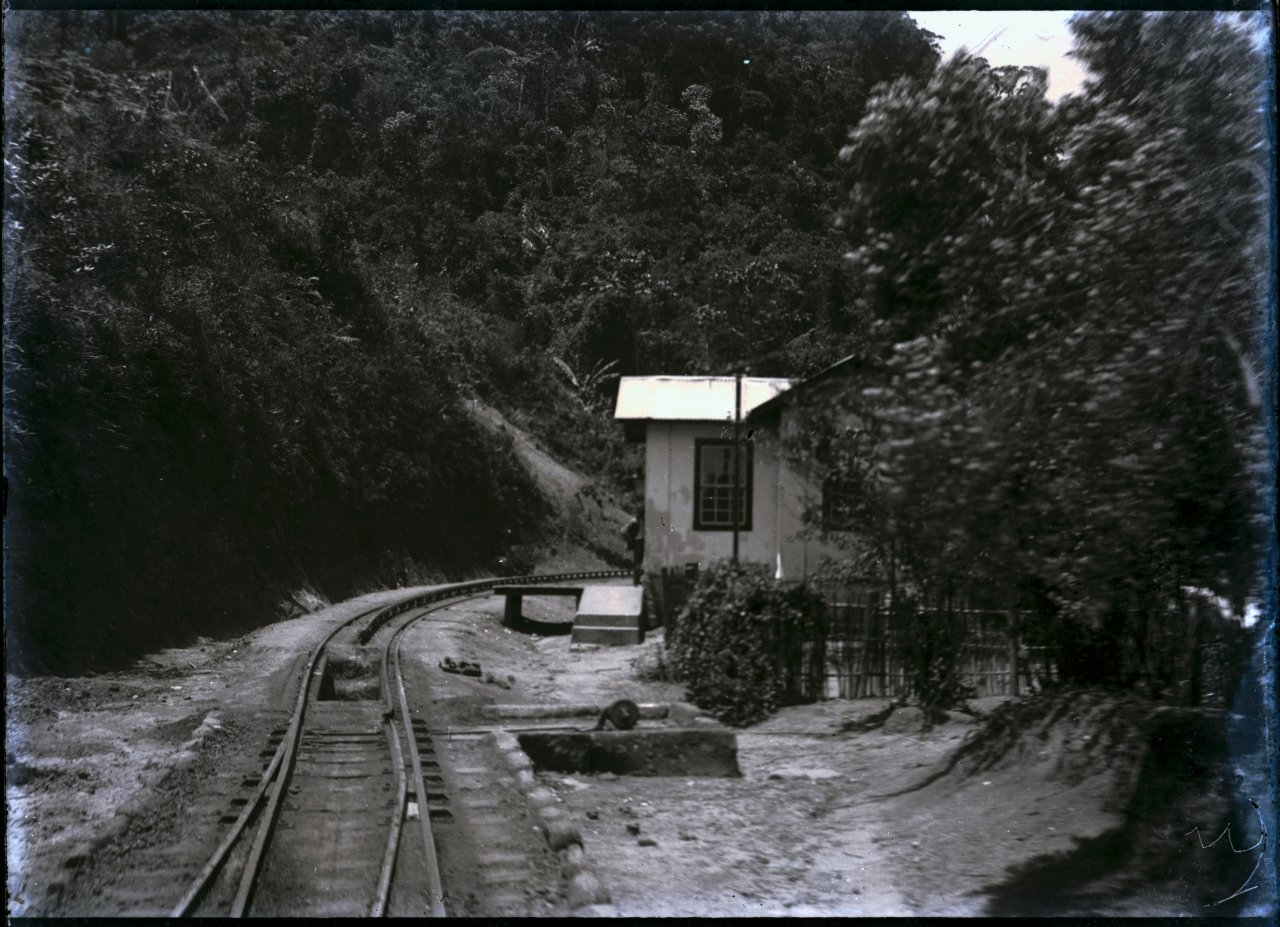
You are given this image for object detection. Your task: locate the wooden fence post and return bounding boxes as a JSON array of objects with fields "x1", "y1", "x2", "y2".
[{"x1": 1009, "y1": 609, "x2": 1020, "y2": 697}]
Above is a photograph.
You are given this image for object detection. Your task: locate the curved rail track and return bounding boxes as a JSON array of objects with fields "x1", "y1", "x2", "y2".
[{"x1": 171, "y1": 571, "x2": 627, "y2": 918}]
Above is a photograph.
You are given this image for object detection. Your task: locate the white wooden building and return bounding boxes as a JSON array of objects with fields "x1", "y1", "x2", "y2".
[{"x1": 614, "y1": 362, "x2": 862, "y2": 580}]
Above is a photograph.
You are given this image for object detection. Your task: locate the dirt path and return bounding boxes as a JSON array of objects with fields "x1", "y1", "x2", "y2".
[
  {"x1": 400, "y1": 591, "x2": 1272, "y2": 917},
  {"x1": 7, "y1": 583, "x2": 1274, "y2": 917}
]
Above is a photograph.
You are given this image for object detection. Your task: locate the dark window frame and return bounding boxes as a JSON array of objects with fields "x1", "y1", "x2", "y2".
[{"x1": 693, "y1": 438, "x2": 753, "y2": 532}]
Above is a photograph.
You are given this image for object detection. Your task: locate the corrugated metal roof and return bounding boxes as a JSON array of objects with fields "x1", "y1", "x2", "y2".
[{"x1": 614, "y1": 376, "x2": 794, "y2": 422}]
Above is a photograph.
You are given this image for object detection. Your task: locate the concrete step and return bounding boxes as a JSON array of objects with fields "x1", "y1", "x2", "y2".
[
  {"x1": 572, "y1": 585, "x2": 644, "y2": 645},
  {"x1": 571, "y1": 626, "x2": 643, "y2": 646},
  {"x1": 572, "y1": 612, "x2": 644, "y2": 629}
]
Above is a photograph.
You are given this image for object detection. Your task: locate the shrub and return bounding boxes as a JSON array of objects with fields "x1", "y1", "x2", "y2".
[
  {"x1": 631, "y1": 641, "x2": 675, "y2": 682},
  {"x1": 895, "y1": 601, "x2": 975, "y2": 719},
  {"x1": 668, "y1": 561, "x2": 826, "y2": 727}
]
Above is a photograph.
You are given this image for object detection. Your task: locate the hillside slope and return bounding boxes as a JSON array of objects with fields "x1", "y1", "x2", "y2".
[
  {"x1": 5, "y1": 10, "x2": 938, "y2": 672},
  {"x1": 465, "y1": 399, "x2": 632, "y2": 573}
]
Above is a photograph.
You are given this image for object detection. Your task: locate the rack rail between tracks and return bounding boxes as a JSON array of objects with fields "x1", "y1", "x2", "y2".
[{"x1": 172, "y1": 570, "x2": 627, "y2": 918}]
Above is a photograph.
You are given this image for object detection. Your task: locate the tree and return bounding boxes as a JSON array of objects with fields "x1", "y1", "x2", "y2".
[
  {"x1": 837, "y1": 52, "x2": 1065, "y2": 350},
  {"x1": 3, "y1": 9, "x2": 946, "y2": 671},
  {"x1": 808, "y1": 12, "x2": 1270, "y2": 696}
]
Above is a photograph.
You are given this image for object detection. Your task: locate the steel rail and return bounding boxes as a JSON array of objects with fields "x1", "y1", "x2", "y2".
[
  {"x1": 173, "y1": 570, "x2": 626, "y2": 918},
  {"x1": 372, "y1": 573, "x2": 626, "y2": 916},
  {"x1": 229, "y1": 607, "x2": 352, "y2": 915},
  {"x1": 371, "y1": 698, "x2": 408, "y2": 917},
  {"x1": 371, "y1": 604, "x2": 419, "y2": 918},
  {"x1": 170, "y1": 599, "x2": 390, "y2": 917},
  {"x1": 390, "y1": 608, "x2": 451, "y2": 916}
]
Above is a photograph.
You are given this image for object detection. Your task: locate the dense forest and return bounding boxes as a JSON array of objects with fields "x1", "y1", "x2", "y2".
[
  {"x1": 3, "y1": 10, "x2": 1272, "y2": 684},
  {"x1": 3, "y1": 10, "x2": 939, "y2": 671},
  {"x1": 794, "y1": 12, "x2": 1272, "y2": 697}
]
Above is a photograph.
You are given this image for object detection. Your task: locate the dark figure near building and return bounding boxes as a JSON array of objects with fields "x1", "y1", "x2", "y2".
[{"x1": 621, "y1": 515, "x2": 644, "y2": 585}]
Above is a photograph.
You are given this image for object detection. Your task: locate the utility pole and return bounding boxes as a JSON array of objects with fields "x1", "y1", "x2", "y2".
[{"x1": 731, "y1": 371, "x2": 742, "y2": 565}]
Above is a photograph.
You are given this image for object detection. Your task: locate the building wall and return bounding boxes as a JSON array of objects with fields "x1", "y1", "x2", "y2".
[{"x1": 641, "y1": 418, "x2": 847, "y2": 579}]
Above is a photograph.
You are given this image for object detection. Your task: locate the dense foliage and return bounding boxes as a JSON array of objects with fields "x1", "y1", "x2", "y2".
[
  {"x1": 795, "y1": 11, "x2": 1272, "y2": 698},
  {"x1": 6, "y1": 9, "x2": 1267, "y2": 694},
  {"x1": 3, "y1": 10, "x2": 939, "y2": 671},
  {"x1": 669, "y1": 562, "x2": 827, "y2": 726}
]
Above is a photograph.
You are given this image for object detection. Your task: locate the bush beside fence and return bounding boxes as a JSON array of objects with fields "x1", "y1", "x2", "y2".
[
  {"x1": 667, "y1": 562, "x2": 826, "y2": 727},
  {"x1": 648, "y1": 569, "x2": 1246, "y2": 718}
]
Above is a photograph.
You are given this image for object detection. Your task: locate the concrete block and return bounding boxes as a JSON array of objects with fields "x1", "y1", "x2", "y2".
[
  {"x1": 572, "y1": 612, "x2": 646, "y2": 629},
  {"x1": 518, "y1": 729, "x2": 741, "y2": 777},
  {"x1": 560, "y1": 843, "x2": 587, "y2": 877},
  {"x1": 483, "y1": 702, "x2": 670, "y2": 719},
  {"x1": 527, "y1": 787, "x2": 558, "y2": 808},
  {"x1": 545, "y1": 819, "x2": 582, "y2": 851},
  {"x1": 537, "y1": 805, "x2": 566, "y2": 825},
  {"x1": 573, "y1": 587, "x2": 644, "y2": 646},
  {"x1": 489, "y1": 731, "x2": 520, "y2": 753},
  {"x1": 503, "y1": 750, "x2": 533, "y2": 773},
  {"x1": 570, "y1": 626, "x2": 643, "y2": 646},
  {"x1": 170, "y1": 750, "x2": 198, "y2": 771},
  {"x1": 567, "y1": 871, "x2": 611, "y2": 909}
]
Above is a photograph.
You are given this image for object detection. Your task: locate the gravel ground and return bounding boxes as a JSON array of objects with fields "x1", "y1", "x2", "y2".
[
  {"x1": 6, "y1": 585, "x2": 448, "y2": 917},
  {"x1": 403, "y1": 591, "x2": 1276, "y2": 917},
  {"x1": 7, "y1": 582, "x2": 1275, "y2": 918}
]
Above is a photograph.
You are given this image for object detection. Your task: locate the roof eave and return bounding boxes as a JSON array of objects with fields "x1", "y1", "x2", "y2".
[{"x1": 746, "y1": 354, "x2": 877, "y2": 423}]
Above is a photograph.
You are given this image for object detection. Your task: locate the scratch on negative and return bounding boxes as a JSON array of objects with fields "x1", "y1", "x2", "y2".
[{"x1": 1185, "y1": 798, "x2": 1269, "y2": 907}]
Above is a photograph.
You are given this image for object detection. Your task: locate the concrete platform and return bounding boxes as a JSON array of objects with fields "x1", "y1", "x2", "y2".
[
  {"x1": 494, "y1": 585, "x2": 584, "y2": 627},
  {"x1": 571, "y1": 586, "x2": 644, "y2": 646},
  {"x1": 480, "y1": 703, "x2": 670, "y2": 720}
]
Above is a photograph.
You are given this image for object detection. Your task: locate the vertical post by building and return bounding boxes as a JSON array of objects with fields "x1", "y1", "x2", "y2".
[{"x1": 732, "y1": 371, "x2": 742, "y2": 565}]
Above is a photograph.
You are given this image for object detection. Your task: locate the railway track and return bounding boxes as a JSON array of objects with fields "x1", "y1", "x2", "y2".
[{"x1": 171, "y1": 571, "x2": 626, "y2": 918}]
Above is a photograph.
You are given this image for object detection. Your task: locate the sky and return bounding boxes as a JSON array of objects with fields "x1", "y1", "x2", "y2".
[{"x1": 910, "y1": 10, "x2": 1088, "y2": 101}]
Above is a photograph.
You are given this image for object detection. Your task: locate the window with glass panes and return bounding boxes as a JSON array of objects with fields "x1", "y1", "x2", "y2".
[{"x1": 694, "y1": 439, "x2": 752, "y2": 530}]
